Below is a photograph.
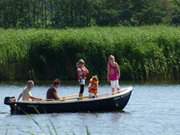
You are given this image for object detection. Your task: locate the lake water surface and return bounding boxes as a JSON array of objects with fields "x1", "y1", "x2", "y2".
[{"x1": 0, "y1": 84, "x2": 180, "y2": 135}]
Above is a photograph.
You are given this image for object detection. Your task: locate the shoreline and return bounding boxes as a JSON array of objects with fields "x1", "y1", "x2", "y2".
[{"x1": 0, "y1": 80, "x2": 179, "y2": 86}]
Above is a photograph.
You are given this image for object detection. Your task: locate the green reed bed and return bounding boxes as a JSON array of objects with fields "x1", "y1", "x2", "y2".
[{"x1": 0, "y1": 25, "x2": 180, "y2": 81}]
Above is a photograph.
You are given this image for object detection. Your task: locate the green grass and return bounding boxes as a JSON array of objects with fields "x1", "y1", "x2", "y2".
[{"x1": 0, "y1": 25, "x2": 180, "y2": 81}]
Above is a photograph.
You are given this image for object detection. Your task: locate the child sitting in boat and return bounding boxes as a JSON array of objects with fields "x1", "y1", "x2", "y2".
[
  {"x1": 88, "y1": 75, "x2": 99, "y2": 98},
  {"x1": 17, "y1": 80, "x2": 42, "y2": 101},
  {"x1": 46, "y1": 79, "x2": 61, "y2": 100}
]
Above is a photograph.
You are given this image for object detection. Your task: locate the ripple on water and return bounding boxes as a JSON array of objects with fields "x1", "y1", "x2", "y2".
[{"x1": 0, "y1": 84, "x2": 180, "y2": 135}]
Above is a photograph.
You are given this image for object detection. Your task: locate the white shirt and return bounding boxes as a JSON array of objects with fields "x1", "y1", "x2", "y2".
[{"x1": 19, "y1": 87, "x2": 33, "y2": 101}]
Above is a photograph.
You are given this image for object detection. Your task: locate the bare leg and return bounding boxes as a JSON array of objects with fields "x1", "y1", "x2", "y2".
[
  {"x1": 79, "y1": 85, "x2": 84, "y2": 99},
  {"x1": 116, "y1": 80, "x2": 120, "y2": 93},
  {"x1": 112, "y1": 88, "x2": 115, "y2": 94}
]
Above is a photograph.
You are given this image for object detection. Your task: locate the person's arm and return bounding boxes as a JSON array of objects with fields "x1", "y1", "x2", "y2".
[
  {"x1": 52, "y1": 89, "x2": 60, "y2": 100},
  {"x1": 116, "y1": 63, "x2": 120, "y2": 79},
  {"x1": 77, "y1": 68, "x2": 82, "y2": 80},
  {"x1": 85, "y1": 67, "x2": 89, "y2": 76},
  {"x1": 17, "y1": 93, "x2": 22, "y2": 101},
  {"x1": 29, "y1": 96, "x2": 42, "y2": 101},
  {"x1": 107, "y1": 64, "x2": 110, "y2": 82},
  {"x1": 88, "y1": 79, "x2": 92, "y2": 89},
  {"x1": 28, "y1": 91, "x2": 42, "y2": 101},
  {"x1": 88, "y1": 83, "x2": 91, "y2": 88}
]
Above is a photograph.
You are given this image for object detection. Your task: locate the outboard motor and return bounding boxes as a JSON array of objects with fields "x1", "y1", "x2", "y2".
[
  {"x1": 4, "y1": 97, "x2": 17, "y2": 114},
  {"x1": 4, "y1": 97, "x2": 16, "y2": 105}
]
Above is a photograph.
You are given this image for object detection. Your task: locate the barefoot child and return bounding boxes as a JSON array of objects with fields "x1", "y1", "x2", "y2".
[
  {"x1": 88, "y1": 75, "x2": 99, "y2": 98},
  {"x1": 107, "y1": 55, "x2": 120, "y2": 94},
  {"x1": 76, "y1": 59, "x2": 89, "y2": 98}
]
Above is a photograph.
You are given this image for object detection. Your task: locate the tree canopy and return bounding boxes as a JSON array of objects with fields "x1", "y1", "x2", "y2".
[{"x1": 0, "y1": 0, "x2": 180, "y2": 28}]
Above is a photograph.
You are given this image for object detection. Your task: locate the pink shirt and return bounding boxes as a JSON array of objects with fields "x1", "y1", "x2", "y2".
[
  {"x1": 108, "y1": 63, "x2": 120, "y2": 81},
  {"x1": 77, "y1": 66, "x2": 89, "y2": 80}
]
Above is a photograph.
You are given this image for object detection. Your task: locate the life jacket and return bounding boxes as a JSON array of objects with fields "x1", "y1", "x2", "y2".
[
  {"x1": 77, "y1": 66, "x2": 89, "y2": 80},
  {"x1": 88, "y1": 79, "x2": 99, "y2": 94}
]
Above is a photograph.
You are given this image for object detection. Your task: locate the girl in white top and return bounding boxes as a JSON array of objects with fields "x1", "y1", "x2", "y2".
[{"x1": 17, "y1": 80, "x2": 42, "y2": 101}]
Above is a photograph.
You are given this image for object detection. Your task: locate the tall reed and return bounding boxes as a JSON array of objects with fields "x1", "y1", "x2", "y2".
[{"x1": 0, "y1": 26, "x2": 180, "y2": 81}]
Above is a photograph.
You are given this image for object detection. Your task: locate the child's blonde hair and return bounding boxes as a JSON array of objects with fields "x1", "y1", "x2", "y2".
[
  {"x1": 27, "y1": 80, "x2": 34, "y2": 86},
  {"x1": 91, "y1": 75, "x2": 99, "y2": 81},
  {"x1": 108, "y1": 55, "x2": 115, "y2": 62},
  {"x1": 76, "y1": 59, "x2": 85, "y2": 67}
]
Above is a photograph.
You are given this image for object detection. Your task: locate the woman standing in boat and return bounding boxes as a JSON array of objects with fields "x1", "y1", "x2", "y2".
[
  {"x1": 107, "y1": 55, "x2": 120, "y2": 94},
  {"x1": 76, "y1": 59, "x2": 89, "y2": 98},
  {"x1": 17, "y1": 80, "x2": 42, "y2": 101},
  {"x1": 46, "y1": 79, "x2": 61, "y2": 100}
]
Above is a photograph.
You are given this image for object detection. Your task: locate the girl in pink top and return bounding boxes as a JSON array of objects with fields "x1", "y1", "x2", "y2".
[{"x1": 107, "y1": 55, "x2": 120, "y2": 94}]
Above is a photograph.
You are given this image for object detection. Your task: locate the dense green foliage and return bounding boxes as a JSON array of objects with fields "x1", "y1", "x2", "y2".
[
  {"x1": 0, "y1": 0, "x2": 180, "y2": 28},
  {"x1": 0, "y1": 26, "x2": 180, "y2": 81}
]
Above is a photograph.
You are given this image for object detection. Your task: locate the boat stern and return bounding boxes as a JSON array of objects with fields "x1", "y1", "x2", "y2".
[{"x1": 4, "y1": 96, "x2": 17, "y2": 114}]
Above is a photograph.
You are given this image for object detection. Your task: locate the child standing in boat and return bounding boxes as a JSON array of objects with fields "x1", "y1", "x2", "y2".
[
  {"x1": 76, "y1": 59, "x2": 89, "y2": 98},
  {"x1": 88, "y1": 75, "x2": 99, "y2": 98},
  {"x1": 107, "y1": 55, "x2": 120, "y2": 94}
]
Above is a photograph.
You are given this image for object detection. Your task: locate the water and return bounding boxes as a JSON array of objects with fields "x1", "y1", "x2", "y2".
[{"x1": 0, "y1": 84, "x2": 180, "y2": 135}]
